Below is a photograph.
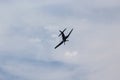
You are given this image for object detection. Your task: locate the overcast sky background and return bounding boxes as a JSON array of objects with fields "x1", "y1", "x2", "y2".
[{"x1": 0, "y1": 0, "x2": 120, "y2": 80}]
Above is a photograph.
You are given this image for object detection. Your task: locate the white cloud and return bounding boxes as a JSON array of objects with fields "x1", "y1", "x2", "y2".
[
  {"x1": 52, "y1": 51, "x2": 80, "y2": 64},
  {"x1": 29, "y1": 38, "x2": 41, "y2": 43}
]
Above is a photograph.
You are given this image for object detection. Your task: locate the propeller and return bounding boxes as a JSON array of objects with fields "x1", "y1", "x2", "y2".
[{"x1": 58, "y1": 28, "x2": 67, "y2": 37}]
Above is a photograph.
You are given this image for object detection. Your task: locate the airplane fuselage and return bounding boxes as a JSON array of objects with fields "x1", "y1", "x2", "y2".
[
  {"x1": 61, "y1": 32, "x2": 67, "y2": 42},
  {"x1": 54, "y1": 28, "x2": 73, "y2": 49}
]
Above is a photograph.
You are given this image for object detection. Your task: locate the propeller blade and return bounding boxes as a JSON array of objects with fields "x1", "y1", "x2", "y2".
[
  {"x1": 58, "y1": 28, "x2": 67, "y2": 37},
  {"x1": 58, "y1": 30, "x2": 62, "y2": 37}
]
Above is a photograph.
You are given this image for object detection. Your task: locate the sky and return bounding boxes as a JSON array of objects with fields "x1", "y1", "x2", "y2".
[{"x1": 0, "y1": 0, "x2": 120, "y2": 80}]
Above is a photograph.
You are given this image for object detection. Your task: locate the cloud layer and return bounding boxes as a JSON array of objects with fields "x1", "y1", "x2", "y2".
[{"x1": 0, "y1": 0, "x2": 120, "y2": 80}]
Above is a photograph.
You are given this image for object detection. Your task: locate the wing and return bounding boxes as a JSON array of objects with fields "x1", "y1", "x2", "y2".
[
  {"x1": 54, "y1": 41, "x2": 64, "y2": 49},
  {"x1": 66, "y1": 28, "x2": 73, "y2": 38}
]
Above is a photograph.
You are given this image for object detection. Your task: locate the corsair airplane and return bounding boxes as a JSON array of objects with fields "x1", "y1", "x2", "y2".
[{"x1": 55, "y1": 28, "x2": 73, "y2": 49}]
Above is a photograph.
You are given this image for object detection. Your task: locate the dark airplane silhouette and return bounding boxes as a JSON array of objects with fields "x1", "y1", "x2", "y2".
[{"x1": 55, "y1": 28, "x2": 73, "y2": 49}]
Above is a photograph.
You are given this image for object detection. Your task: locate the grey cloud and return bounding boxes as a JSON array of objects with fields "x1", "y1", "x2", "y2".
[
  {"x1": 0, "y1": 53, "x2": 87, "y2": 80},
  {"x1": 41, "y1": 4, "x2": 74, "y2": 18},
  {"x1": 0, "y1": 0, "x2": 120, "y2": 80},
  {"x1": 40, "y1": 0, "x2": 120, "y2": 24}
]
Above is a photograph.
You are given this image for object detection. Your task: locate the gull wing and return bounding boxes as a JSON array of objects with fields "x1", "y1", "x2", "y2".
[
  {"x1": 54, "y1": 41, "x2": 64, "y2": 49},
  {"x1": 66, "y1": 29, "x2": 73, "y2": 38}
]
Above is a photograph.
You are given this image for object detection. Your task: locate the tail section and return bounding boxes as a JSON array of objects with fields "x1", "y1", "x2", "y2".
[{"x1": 64, "y1": 40, "x2": 69, "y2": 45}]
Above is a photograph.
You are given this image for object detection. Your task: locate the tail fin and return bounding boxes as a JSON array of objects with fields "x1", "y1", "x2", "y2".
[
  {"x1": 66, "y1": 40, "x2": 69, "y2": 41},
  {"x1": 64, "y1": 42, "x2": 65, "y2": 45},
  {"x1": 64, "y1": 40, "x2": 69, "y2": 45}
]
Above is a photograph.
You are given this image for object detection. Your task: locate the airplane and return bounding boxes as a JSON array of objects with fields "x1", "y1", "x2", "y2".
[{"x1": 55, "y1": 28, "x2": 73, "y2": 49}]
